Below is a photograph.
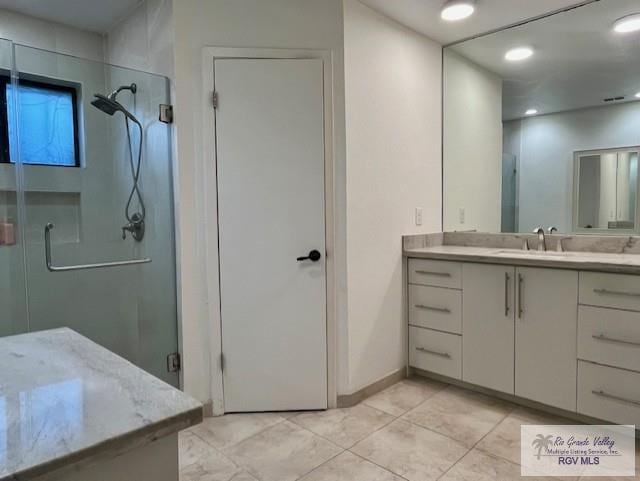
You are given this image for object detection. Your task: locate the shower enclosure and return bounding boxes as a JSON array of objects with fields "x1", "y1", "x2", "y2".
[{"x1": 0, "y1": 41, "x2": 179, "y2": 386}]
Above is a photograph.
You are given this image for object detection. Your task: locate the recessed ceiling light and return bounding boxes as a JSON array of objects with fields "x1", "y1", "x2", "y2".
[
  {"x1": 525, "y1": 109, "x2": 538, "y2": 116},
  {"x1": 613, "y1": 13, "x2": 640, "y2": 33},
  {"x1": 635, "y1": 92, "x2": 640, "y2": 98},
  {"x1": 505, "y1": 47, "x2": 534, "y2": 62},
  {"x1": 441, "y1": 0, "x2": 475, "y2": 21}
]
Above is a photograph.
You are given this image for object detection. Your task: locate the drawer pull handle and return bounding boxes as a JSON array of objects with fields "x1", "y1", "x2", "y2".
[
  {"x1": 518, "y1": 274, "x2": 524, "y2": 319},
  {"x1": 415, "y1": 270, "x2": 451, "y2": 277},
  {"x1": 415, "y1": 304, "x2": 451, "y2": 314},
  {"x1": 592, "y1": 390, "x2": 640, "y2": 407},
  {"x1": 415, "y1": 347, "x2": 451, "y2": 359},
  {"x1": 593, "y1": 288, "x2": 640, "y2": 298},
  {"x1": 505, "y1": 272, "x2": 510, "y2": 316},
  {"x1": 592, "y1": 333, "x2": 640, "y2": 348}
]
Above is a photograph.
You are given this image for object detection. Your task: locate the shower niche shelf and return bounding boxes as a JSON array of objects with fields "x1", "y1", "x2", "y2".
[{"x1": 0, "y1": 190, "x2": 81, "y2": 244}]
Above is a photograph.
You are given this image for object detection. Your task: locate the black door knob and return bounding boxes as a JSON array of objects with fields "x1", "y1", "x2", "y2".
[{"x1": 297, "y1": 250, "x2": 322, "y2": 262}]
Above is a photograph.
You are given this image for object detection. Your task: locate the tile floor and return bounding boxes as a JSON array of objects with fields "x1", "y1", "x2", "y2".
[{"x1": 179, "y1": 377, "x2": 639, "y2": 481}]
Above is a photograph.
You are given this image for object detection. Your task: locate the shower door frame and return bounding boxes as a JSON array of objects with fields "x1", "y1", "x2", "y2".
[{"x1": 7, "y1": 43, "x2": 181, "y2": 387}]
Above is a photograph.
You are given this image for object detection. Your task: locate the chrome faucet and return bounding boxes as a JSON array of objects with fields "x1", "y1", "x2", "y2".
[
  {"x1": 548, "y1": 226, "x2": 558, "y2": 235},
  {"x1": 533, "y1": 226, "x2": 546, "y2": 252}
]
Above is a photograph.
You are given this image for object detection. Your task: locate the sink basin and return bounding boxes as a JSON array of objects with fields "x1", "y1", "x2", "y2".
[{"x1": 493, "y1": 250, "x2": 573, "y2": 257}]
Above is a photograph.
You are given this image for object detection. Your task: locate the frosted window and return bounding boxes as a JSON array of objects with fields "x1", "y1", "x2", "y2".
[{"x1": 6, "y1": 82, "x2": 78, "y2": 167}]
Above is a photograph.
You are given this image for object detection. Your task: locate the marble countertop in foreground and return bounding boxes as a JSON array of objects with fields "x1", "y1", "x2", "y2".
[
  {"x1": 0, "y1": 328, "x2": 203, "y2": 481},
  {"x1": 404, "y1": 244, "x2": 640, "y2": 274}
]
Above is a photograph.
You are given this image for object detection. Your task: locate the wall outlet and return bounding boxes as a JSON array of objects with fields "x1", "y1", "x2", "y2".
[
  {"x1": 415, "y1": 207, "x2": 423, "y2": 226},
  {"x1": 459, "y1": 207, "x2": 465, "y2": 224}
]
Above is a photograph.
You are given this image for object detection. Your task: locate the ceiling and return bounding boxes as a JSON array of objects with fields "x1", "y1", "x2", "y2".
[
  {"x1": 447, "y1": 0, "x2": 640, "y2": 120},
  {"x1": 358, "y1": 0, "x2": 589, "y2": 45},
  {"x1": 0, "y1": 0, "x2": 141, "y2": 33},
  {"x1": 0, "y1": 0, "x2": 591, "y2": 40}
]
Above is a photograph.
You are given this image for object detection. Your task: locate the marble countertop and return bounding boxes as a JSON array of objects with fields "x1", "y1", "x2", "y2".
[
  {"x1": 404, "y1": 245, "x2": 640, "y2": 274},
  {"x1": 0, "y1": 328, "x2": 203, "y2": 481}
]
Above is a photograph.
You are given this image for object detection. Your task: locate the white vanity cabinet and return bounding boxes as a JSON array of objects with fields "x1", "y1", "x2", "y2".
[
  {"x1": 577, "y1": 272, "x2": 640, "y2": 425},
  {"x1": 409, "y1": 259, "x2": 584, "y2": 417},
  {"x1": 462, "y1": 263, "x2": 515, "y2": 394},
  {"x1": 407, "y1": 259, "x2": 463, "y2": 379},
  {"x1": 514, "y1": 267, "x2": 578, "y2": 412},
  {"x1": 459, "y1": 264, "x2": 578, "y2": 410}
]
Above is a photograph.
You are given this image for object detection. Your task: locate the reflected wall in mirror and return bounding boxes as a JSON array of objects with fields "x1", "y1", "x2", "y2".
[{"x1": 443, "y1": 0, "x2": 640, "y2": 234}]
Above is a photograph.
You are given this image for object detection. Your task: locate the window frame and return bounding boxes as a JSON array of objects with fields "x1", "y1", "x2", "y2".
[{"x1": 0, "y1": 74, "x2": 81, "y2": 167}]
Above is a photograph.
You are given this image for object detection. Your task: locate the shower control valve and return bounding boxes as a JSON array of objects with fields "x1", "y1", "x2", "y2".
[{"x1": 121, "y1": 213, "x2": 145, "y2": 242}]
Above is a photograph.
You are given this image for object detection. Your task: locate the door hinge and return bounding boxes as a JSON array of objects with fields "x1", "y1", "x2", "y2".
[
  {"x1": 167, "y1": 352, "x2": 181, "y2": 373},
  {"x1": 220, "y1": 352, "x2": 225, "y2": 371},
  {"x1": 212, "y1": 91, "x2": 219, "y2": 109},
  {"x1": 159, "y1": 104, "x2": 174, "y2": 124}
]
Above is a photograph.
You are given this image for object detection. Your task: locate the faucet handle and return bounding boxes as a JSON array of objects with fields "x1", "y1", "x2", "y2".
[{"x1": 548, "y1": 226, "x2": 558, "y2": 235}]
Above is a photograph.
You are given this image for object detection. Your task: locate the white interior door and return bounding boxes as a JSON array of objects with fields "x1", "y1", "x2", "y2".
[{"x1": 215, "y1": 58, "x2": 327, "y2": 412}]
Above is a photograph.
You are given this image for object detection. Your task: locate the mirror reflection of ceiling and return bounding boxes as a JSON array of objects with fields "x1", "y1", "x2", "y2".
[
  {"x1": 359, "y1": 0, "x2": 584, "y2": 45},
  {"x1": 449, "y1": 0, "x2": 640, "y2": 121}
]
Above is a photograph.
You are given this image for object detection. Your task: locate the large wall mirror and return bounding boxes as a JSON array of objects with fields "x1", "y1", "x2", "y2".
[{"x1": 443, "y1": 0, "x2": 640, "y2": 234}]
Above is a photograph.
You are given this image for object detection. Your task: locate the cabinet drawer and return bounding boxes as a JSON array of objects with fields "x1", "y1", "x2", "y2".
[
  {"x1": 408, "y1": 259, "x2": 462, "y2": 289},
  {"x1": 579, "y1": 272, "x2": 640, "y2": 311},
  {"x1": 578, "y1": 306, "x2": 640, "y2": 372},
  {"x1": 578, "y1": 361, "x2": 640, "y2": 425},
  {"x1": 409, "y1": 284, "x2": 462, "y2": 334},
  {"x1": 409, "y1": 326, "x2": 461, "y2": 379}
]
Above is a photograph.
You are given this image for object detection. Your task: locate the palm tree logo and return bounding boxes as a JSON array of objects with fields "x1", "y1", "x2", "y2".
[{"x1": 532, "y1": 434, "x2": 554, "y2": 460}]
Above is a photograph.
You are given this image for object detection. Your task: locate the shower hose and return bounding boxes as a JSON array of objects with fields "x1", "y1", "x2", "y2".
[{"x1": 123, "y1": 115, "x2": 145, "y2": 226}]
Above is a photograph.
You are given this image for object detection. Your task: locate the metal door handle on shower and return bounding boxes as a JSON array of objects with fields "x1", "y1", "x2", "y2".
[{"x1": 44, "y1": 223, "x2": 152, "y2": 272}]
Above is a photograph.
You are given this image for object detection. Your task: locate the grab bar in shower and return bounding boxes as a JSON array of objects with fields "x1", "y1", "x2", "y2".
[{"x1": 44, "y1": 223, "x2": 152, "y2": 272}]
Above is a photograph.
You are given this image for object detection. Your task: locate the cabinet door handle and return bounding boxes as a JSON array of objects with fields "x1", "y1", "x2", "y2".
[
  {"x1": 518, "y1": 274, "x2": 524, "y2": 319},
  {"x1": 415, "y1": 270, "x2": 451, "y2": 277},
  {"x1": 415, "y1": 304, "x2": 451, "y2": 314},
  {"x1": 505, "y1": 273, "x2": 510, "y2": 316},
  {"x1": 592, "y1": 390, "x2": 640, "y2": 407},
  {"x1": 415, "y1": 346, "x2": 451, "y2": 359},
  {"x1": 592, "y1": 333, "x2": 640, "y2": 348},
  {"x1": 593, "y1": 288, "x2": 640, "y2": 298}
]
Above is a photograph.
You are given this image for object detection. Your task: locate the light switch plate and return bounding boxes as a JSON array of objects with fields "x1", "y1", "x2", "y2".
[
  {"x1": 415, "y1": 207, "x2": 423, "y2": 226},
  {"x1": 459, "y1": 207, "x2": 465, "y2": 224}
]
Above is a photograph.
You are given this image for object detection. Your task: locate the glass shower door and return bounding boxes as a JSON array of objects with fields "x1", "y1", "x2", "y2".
[
  {"x1": 13, "y1": 44, "x2": 179, "y2": 386},
  {"x1": 0, "y1": 38, "x2": 28, "y2": 338}
]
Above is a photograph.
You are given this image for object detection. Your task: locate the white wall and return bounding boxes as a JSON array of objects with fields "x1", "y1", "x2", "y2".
[
  {"x1": 171, "y1": 0, "x2": 347, "y2": 410},
  {"x1": 0, "y1": 8, "x2": 103, "y2": 62},
  {"x1": 343, "y1": 0, "x2": 442, "y2": 393},
  {"x1": 443, "y1": 50, "x2": 502, "y2": 232},
  {"x1": 105, "y1": 0, "x2": 174, "y2": 79},
  {"x1": 505, "y1": 101, "x2": 640, "y2": 233}
]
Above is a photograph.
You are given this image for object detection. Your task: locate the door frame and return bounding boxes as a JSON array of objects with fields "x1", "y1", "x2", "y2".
[{"x1": 202, "y1": 47, "x2": 337, "y2": 414}]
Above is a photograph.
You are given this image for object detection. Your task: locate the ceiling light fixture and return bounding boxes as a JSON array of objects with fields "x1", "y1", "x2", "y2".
[
  {"x1": 525, "y1": 109, "x2": 538, "y2": 116},
  {"x1": 505, "y1": 47, "x2": 534, "y2": 62},
  {"x1": 635, "y1": 92, "x2": 640, "y2": 99},
  {"x1": 441, "y1": 0, "x2": 475, "y2": 21},
  {"x1": 613, "y1": 13, "x2": 640, "y2": 34}
]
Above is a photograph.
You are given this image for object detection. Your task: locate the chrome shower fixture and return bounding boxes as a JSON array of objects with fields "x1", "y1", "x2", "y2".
[{"x1": 91, "y1": 83, "x2": 146, "y2": 242}]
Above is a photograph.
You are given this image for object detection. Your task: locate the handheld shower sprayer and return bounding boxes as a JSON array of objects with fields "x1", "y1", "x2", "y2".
[{"x1": 91, "y1": 83, "x2": 146, "y2": 242}]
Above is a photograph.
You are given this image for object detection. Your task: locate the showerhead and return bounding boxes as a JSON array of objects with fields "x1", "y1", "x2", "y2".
[
  {"x1": 91, "y1": 84, "x2": 140, "y2": 125},
  {"x1": 91, "y1": 94, "x2": 120, "y2": 116}
]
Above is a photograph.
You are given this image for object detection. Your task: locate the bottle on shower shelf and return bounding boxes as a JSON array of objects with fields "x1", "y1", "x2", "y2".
[{"x1": 0, "y1": 219, "x2": 15, "y2": 246}]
